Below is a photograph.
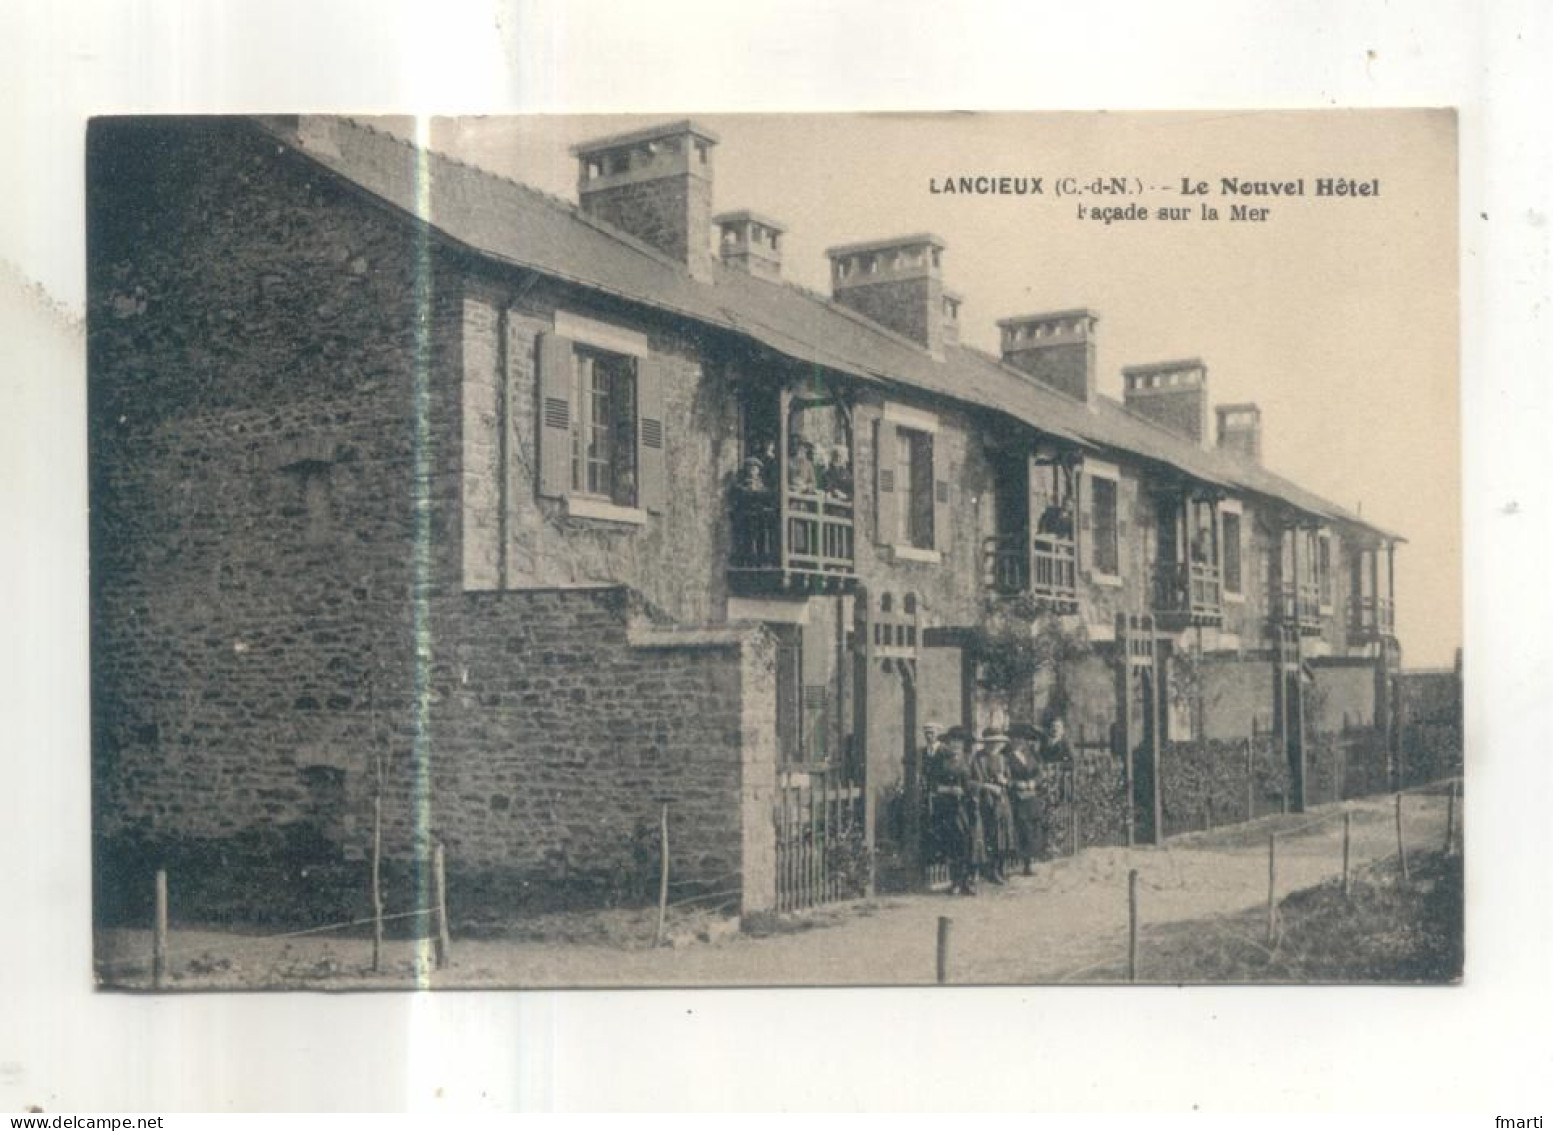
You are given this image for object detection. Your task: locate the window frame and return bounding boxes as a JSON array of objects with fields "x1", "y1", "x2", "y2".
[
  {"x1": 570, "y1": 343, "x2": 639, "y2": 508},
  {"x1": 1086, "y1": 462, "x2": 1122, "y2": 583},
  {"x1": 898, "y1": 426, "x2": 936, "y2": 551},
  {"x1": 538, "y1": 313, "x2": 660, "y2": 526},
  {"x1": 1220, "y1": 500, "x2": 1245, "y2": 601},
  {"x1": 880, "y1": 403, "x2": 944, "y2": 564}
]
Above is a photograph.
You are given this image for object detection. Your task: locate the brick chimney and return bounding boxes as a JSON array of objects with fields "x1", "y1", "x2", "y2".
[
  {"x1": 574, "y1": 120, "x2": 719, "y2": 282},
  {"x1": 997, "y1": 309, "x2": 1099, "y2": 404},
  {"x1": 714, "y1": 210, "x2": 784, "y2": 279},
  {"x1": 1215, "y1": 403, "x2": 1263, "y2": 462},
  {"x1": 1122, "y1": 359, "x2": 1209, "y2": 446},
  {"x1": 825, "y1": 234, "x2": 947, "y2": 358}
]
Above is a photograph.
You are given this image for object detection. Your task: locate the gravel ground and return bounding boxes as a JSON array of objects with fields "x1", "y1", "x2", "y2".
[{"x1": 95, "y1": 790, "x2": 1457, "y2": 990}]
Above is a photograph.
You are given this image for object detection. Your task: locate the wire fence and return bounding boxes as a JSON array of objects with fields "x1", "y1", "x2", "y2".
[
  {"x1": 94, "y1": 802, "x2": 754, "y2": 988},
  {"x1": 931, "y1": 775, "x2": 1462, "y2": 985}
]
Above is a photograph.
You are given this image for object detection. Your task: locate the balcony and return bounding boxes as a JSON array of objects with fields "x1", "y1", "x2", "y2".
[
  {"x1": 729, "y1": 486, "x2": 857, "y2": 595},
  {"x1": 983, "y1": 533, "x2": 1080, "y2": 612},
  {"x1": 1153, "y1": 560, "x2": 1222, "y2": 627},
  {"x1": 1273, "y1": 579, "x2": 1323, "y2": 635},
  {"x1": 1351, "y1": 594, "x2": 1396, "y2": 640}
]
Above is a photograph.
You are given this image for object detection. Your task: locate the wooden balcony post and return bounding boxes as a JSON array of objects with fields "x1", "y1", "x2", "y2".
[
  {"x1": 1369, "y1": 543, "x2": 1381, "y2": 635},
  {"x1": 851, "y1": 585, "x2": 874, "y2": 895},
  {"x1": 1386, "y1": 542, "x2": 1396, "y2": 633},
  {"x1": 1148, "y1": 627, "x2": 1165, "y2": 846}
]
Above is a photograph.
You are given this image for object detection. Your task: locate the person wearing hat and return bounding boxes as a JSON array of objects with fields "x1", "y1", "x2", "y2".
[
  {"x1": 918, "y1": 721, "x2": 947, "y2": 869},
  {"x1": 1006, "y1": 722, "x2": 1044, "y2": 876},
  {"x1": 1040, "y1": 711, "x2": 1075, "y2": 765},
  {"x1": 927, "y1": 724, "x2": 982, "y2": 895},
  {"x1": 971, "y1": 727, "x2": 1015, "y2": 885}
]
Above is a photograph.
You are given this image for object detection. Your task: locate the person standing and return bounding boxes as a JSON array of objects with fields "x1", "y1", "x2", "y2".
[
  {"x1": 929, "y1": 725, "x2": 981, "y2": 895},
  {"x1": 1040, "y1": 712, "x2": 1077, "y2": 849},
  {"x1": 918, "y1": 722, "x2": 945, "y2": 869},
  {"x1": 1007, "y1": 723, "x2": 1043, "y2": 875},
  {"x1": 971, "y1": 728, "x2": 1015, "y2": 885}
]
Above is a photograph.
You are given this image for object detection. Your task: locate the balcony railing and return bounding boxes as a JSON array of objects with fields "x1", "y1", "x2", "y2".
[
  {"x1": 983, "y1": 533, "x2": 1079, "y2": 611},
  {"x1": 1153, "y1": 560, "x2": 1222, "y2": 625},
  {"x1": 1274, "y1": 579, "x2": 1323, "y2": 634},
  {"x1": 729, "y1": 486, "x2": 856, "y2": 594},
  {"x1": 1351, "y1": 594, "x2": 1396, "y2": 638}
]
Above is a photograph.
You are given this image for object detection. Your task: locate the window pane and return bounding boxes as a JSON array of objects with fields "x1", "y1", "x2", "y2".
[{"x1": 572, "y1": 347, "x2": 638, "y2": 505}]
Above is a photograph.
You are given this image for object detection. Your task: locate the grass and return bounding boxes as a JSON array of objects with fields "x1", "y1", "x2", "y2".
[{"x1": 1119, "y1": 848, "x2": 1463, "y2": 984}]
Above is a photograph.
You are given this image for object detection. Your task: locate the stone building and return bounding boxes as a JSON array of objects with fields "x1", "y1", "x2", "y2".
[{"x1": 88, "y1": 116, "x2": 1404, "y2": 919}]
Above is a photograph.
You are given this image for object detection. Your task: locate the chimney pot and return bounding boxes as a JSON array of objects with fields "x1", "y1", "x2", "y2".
[
  {"x1": 574, "y1": 120, "x2": 719, "y2": 282},
  {"x1": 1122, "y1": 358, "x2": 1210, "y2": 446},
  {"x1": 997, "y1": 308, "x2": 1099, "y2": 404},
  {"x1": 714, "y1": 210, "x2": 785, "y2": 279},
  {"x1": 824, "y1": 233, "x2": 948, "y2": 357},
  {"x1": 941, "y1": 289, "x2": 964, "y2": 346},
  {"x1": 1216, "y1": 402, "x2": 1263, "y2": 462}
]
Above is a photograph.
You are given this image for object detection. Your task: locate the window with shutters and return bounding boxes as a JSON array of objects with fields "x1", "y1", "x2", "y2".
[
  {"x1": 1091, "y1": 474, "x2": 1120, "y2": 577},
  {"x1": 874, "y1": 404, "x2": 944, "y2": 564},
  {"x1": 535, "y1": 324, "x2": 666, "y2": 521},
  {"x1": 898, "y1": 427, "x2": 935, "y2": 550}
]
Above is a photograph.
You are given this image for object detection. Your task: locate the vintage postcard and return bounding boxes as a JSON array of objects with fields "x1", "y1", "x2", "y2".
[{"x1": 87, "y1": 111, "x2": 1461, "y2": 989}]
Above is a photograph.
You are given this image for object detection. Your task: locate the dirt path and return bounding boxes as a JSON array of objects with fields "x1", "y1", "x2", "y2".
[{"x1": 96, "y1": 791, "x2": 1455, "y2": 989}]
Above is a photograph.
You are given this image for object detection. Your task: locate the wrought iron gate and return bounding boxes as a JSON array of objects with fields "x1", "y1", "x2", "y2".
[{"x1": 773, "y1": 767, "x2": 866, "y2": 912}]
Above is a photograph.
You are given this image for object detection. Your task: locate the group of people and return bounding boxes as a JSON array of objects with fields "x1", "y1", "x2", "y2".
[
  {"x1": 922, "y1": 715, "x2": 1074, "y2": 896},
  {"x1": 735, "y1": 439, "x2": 853, "y2": 502}
]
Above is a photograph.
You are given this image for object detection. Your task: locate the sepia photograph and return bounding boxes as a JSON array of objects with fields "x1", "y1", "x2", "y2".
[{"x1": 86, "y1": 110, "x2": 1462, "y2": 991}]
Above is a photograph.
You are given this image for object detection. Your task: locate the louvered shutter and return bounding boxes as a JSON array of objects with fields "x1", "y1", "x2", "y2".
[
  {"x1": 536, "y1": 332, "x2": 574, "y2": 499},
  {"x1": 636, "y1": 356, "x2": 667, "y2": 513},
  {"x1": 874, "y1": 419, "x2": 899, "y2": 545},
  {"x1": 932, "y1": 464, "x2": 950, "y2": 554},
  {"x1": 1078, "y1": 467, "x2": 1093, "y2": 573}
]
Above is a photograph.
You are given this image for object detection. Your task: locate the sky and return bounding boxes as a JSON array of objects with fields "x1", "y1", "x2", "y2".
[{"x1": 405, "y1": 110, "x2": 1462, "y2": 667}]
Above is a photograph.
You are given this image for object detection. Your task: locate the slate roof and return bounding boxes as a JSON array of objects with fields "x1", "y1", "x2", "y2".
[{"x1": 253, "y1": 116, "x2": 1401, "y2": 543}]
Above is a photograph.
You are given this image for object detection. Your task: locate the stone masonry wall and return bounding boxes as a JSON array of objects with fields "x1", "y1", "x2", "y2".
[
  {"x1": 461, "y1": 273, "x2": 741, "y2": 627},
  {"x1": 89, "y1": 118, "x2": 430, "y2": 858},
  {"x1": 90, "y1": 119, "x2": 772, "y2": 921},
  {"x1": 425, "y1": 587, "x2": 772, "y2": 911}
]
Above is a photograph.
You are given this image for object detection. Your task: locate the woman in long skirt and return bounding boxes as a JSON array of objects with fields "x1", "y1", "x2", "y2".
[
  {"x1": 1007, "y1": 723, "x2": 1043, "y2": 875},
  {"x1": 972, "y1": 729, "x2": 1015, "y2": 884}
]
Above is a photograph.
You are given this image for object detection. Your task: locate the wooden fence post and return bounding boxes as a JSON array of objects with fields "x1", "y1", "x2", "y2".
[
  {"x1": 936, "y1": 916, "x2": 952, "y2": 985},
  {"x1": 153, "y1": 868, "x2": 168, "y2": 989},
  {"x1": 1395, "y1": 792, "x2": 1409, "y2": 881},
  {"x1": 1245, "y1": 735, "x2": 1255, "y2": 822},
  {"x1": 1342, "y1": 811, "x2": 1353, "y2": 898},
  {"x1": 1265, "y1": 835, "x2": 1278, "y2": 947},
  {"x1": 654, "y1": 803, "x2": 670, "y2": 946},
  {"x1": 1127, "y1": 868, "x2": 1139, "y2": 984},
  {"x1": 432, "y1": 841, "x2": 450, "y2": 970},
  {"x1": 1069, "y1": 779, "x2": 1080, "y2": 857}
]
